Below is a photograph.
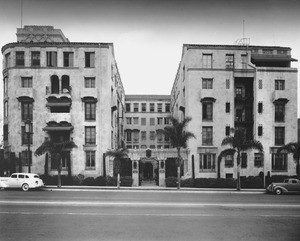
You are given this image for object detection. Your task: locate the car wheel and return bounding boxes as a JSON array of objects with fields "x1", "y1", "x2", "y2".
[
  {"x1": 22, "y1": 183, "x2": 29, "y2": 192},
  {"x1": 275, "y1": 188, "x2": 283, "y2": 195}
]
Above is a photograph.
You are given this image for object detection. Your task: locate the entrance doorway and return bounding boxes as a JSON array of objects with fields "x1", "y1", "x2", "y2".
[{"x1": 143, "y1": 162, "x2": 153, "y2": 180}]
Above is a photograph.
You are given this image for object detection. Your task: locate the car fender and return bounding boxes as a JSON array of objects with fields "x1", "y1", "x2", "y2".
[{"x1": 274, "y1": 186, "x2": 288, "y2": 193}]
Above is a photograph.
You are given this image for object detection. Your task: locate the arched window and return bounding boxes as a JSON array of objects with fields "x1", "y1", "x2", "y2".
[
  {"x1": 62, "y1": 75, "x2": 70, "y2": 93},
  {"x1": 51, "y1": 75, "x2": 59, "y2": 94}
]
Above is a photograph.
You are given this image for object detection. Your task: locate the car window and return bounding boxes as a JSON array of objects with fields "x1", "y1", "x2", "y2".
[
  {"x1": 19, "y1": 174, "x2": 25, "y2": 178},
  {"x1": 283, "y1": 179, "x2": 289, "y2": 183},
  {"x1": 34, "y1": 175, "x2": 39, "y2": 179},
  {"x1": 11, "y1": 174, "x2": 17, "y2": 178},
  {"x1": 291, "y1": 180, "x2": 297, "y2": 184},
  {"x1": 25, "y1": 175, "x2": 29, "y2": 178}
]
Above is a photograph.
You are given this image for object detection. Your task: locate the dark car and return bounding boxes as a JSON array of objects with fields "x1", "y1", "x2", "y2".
[{"x1": 266, "y1": 178, "x2": 300, "y2": 195}]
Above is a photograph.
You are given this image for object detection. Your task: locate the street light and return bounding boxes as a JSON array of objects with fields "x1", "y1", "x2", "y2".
[{"x1": 25, "y1": 119, "x2": 32, "y2": 173}]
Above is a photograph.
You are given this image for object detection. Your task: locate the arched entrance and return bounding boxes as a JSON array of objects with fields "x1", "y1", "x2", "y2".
[
  {"x1": 139, "y1": 158, "x2": 158, "y2": 186},
  {"x1": 143, "y1": 162, "x2": 153, "y2": 180}
]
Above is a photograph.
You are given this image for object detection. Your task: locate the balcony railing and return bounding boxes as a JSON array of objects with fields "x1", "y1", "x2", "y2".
[{"x1": 46, "y1": 86, "x2": 72, "y2": 95}]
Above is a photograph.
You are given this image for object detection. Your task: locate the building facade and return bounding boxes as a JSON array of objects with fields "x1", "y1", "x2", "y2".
[
  {"x1": 2, "y1": 26, "x2": 125, "y2": 177},
  {"x1": 171, "y1": 44, "x2": 298, "y2": 179},
  {"x1": 1, "y1": 26, "x2": 298, "y2": 185}
]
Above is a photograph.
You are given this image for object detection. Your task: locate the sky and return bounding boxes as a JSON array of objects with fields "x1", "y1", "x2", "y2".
[{"x1": 0, "y1": 0, "x2": 300, "y2": 113}]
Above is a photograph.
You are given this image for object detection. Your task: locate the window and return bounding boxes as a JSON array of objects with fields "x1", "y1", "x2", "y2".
[
  {"x1": 31, "y1": 51, "x2": 40, "y2": 66},
  {"x1": 126, "y1": 103, "x2": 131, "y2": 112},
  {"x1": 63, "y1": 52, "x2": 74, "y2": 67},
  {"x1": 85, "y1": 77, "x2": 95, "y2": 88},
  {"x1": 21, "y1": 102, "x2": 33, "y2": 121},
  {"x1": 202, "y1": 78, "x2": 213, "y2": 89},
  {"x1": 241, "y1": 54, "x2": 247, "y2": 69},
  {"x1": 202, "y1": 127, "x2": 213, "y2": 145},
  {"x1": 86, "y1": 151, "x2": 95, "y2": 169},
  {"x1": 21, "y1": 126, "x2": 33, "y2": 145},
  {"x1": 141, "y1": 131, "x2": 146, "y2": 141},
  {"x1": 225, "y1": 54, "x2": 234, "y2": 69},
  {"x1": 21, "y1": 77, "x2": 32, "y2": 88},
  {"x1": 199, "y1": 154, "x2": 216, "y2": 172},
  {"x1": 164, "y1": 145, "x2": 170, "y2": 149},
  {"x1": 141, "y1": 103, "x2": 146, "y2": 112},
  {"x1": 226, "y1": 173, "x2": 233, "y2": 179},
  {"x1": 85, "y1": 126, "x2": 96, "y2": 145},
  {"x1": 150, "y1": 145, "x2": 156, "y2": 149},
  {"x1": 126, "y1": 131, "x2": 132, "y2": 142},
  {"x1": 226, "y1": 79, "x2": 230, "y2": 89},
  {"x1": 150, "y1": 118, "x2": 155, "y2": 126},
  {"x1": 254, "y1": 153, "x2": 264, "y2": 167},
  {"x1": 141, "y1": 118, "x2": 146, "y2": 125},
  {"x1": 150, "y1": 103, "x2": 155, "y2": 112},
  {"x1": 258, "y1": 125, "x2": 263, "y2": 136},
  {"x1": 225, "y1": 155, "x2": 234, "y2": 167},
  {"x1": 258, "y1": 102, "x2": 263, "y2": 114},
  {"x1": 85, "y1": 52, "x2": 95, "y2": 67},
  {"x1": 85, "y1": 102, "x2": 96, "y2": 121},
  {"x1": 5, "y1": 53, "x2": 10, "y2": 68},
  {"x1": 157, "y1": 103, "x2": 162, "y2": 112},
  {"x1": 275, "y1": 127, "x2": 285, "y2": 146},
  {"x1": 157, "y1": 132, "x2": 163, "y2": 142},
  {"x1": 182, "y1": 66, "x2": 185, "y2": 81},
  {"x1": 202, "y1": 102, "x2": 213, "y2": 121},
  {"x1": 16, "y1": 51, "x2": 25, "y2": 66},
  {"x1": 133, "y1": 131, "x2": 139, "y2": 142},
  {"x1": 126, "y1": 145, "x2": 132, "y2": 149},
  {"x1": 275, "y1": 80, "x2": 285, "y2": 90},
  {"x1": 183, "y1": 88, "x2": 185, "y2": 98},
  {"x1": 22, "y1": 151, "x2": 32, "y2": 166},
  {"x1": 150, "y1": 131, "x2": 155, "y2": 140},
  {"x1": 272, "y1": 153, "x2": 287, "y2": 171},
  {"x1": 3, "y1": 77, "x2": 8, "y2": 95},
  {"x1": 202, "y1": 54, "x2": 212, "y2": 68},
  {"x1": 133, "y1": 117, "x2": 139, "y2": 125},
  {"x1": 165, "y1": 103, "x2": 170, "y2": 112},
  {"x1": 4, "y1": 101, "x2": 8, "y2": 118},
  {"x1": 275, "y1": 103, "x2": 285, "y2": 122},
  {"x1": 4, "y1": 124, "x2": 8, "y2": 142},
  {"x1": 126, "y1": 117, "x2": 132, "y2": 125},
  {"x1": 235, "y1": 87, "x2": 243, "y2": 98},
  {"x1": 164, "y1": 133, "x2": 170, "y2": 142},
  {"x1": 226, "y1": 102, "x2": 230, "y2": 113},
  {"x1": 157, "y1": 118, "x2": 163, "y2": 125},
  {"x1": 141, "y1": 145, "x2": 147, "y2": 149},
  {"x1": 225, "y1": 126, "x2": 230, "y2": 136},
  {"x1": 241, "y1": 153, "x2": 247, "y2": 168},
  {"x1": 258, "y1": 79, "x2": 263, "y2": 89},
  {"x1": 133, "y1": 103, "x2": 139, "y2": 112},
  {"x1": 164, "y1": 117, "x2": 170, "y2": 125},
  {"x1": 46, "y1": 51, "x2": 57, "y2": 67}
]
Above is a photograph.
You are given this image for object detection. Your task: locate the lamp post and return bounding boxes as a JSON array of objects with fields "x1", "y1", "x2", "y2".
[{"x1": 25, "y1": 119, "x2": 32, "y2": 173}]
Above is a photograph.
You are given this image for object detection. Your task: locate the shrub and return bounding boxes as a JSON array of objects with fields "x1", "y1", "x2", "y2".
[
  {"x1": 106, "y1": 176, "x2": 117, "y2": 186},
  {"x1": 241, "y1": 176, "x2": 263, "y2": 188},
  {"x1": 95, "y1": 176, "x2": 107, "y2": 186},
  {"x1": 40, "y1": 175, "x2": 73, "y2": 185},
  {"x1": 72, "y1": 174, "x2": 85, "y2": 185},
  {"x1": 165, "y1": 177, "x2": 178, "y2": 187},
  {"x1": 82, "y1": 177, "x2": 96, "y2": 186},
  {"x1": 194, "y1": 178, "x2": 236, "y2": 188},
  {"x1": 181, "y1": 178, "x2": 194, "y2": 187},
  {"x1": 120, "y1": 176, "x2": 133, "y2": 186}
]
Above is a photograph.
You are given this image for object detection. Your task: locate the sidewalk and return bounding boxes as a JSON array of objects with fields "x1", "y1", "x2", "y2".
[{"x1": 42, "y1": 185, "x2": 266, "y2": 194}]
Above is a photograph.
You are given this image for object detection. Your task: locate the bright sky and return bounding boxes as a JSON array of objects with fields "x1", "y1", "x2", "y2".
[{"x1": 0, "y1": 0, "x2": 300, "y2": 113}]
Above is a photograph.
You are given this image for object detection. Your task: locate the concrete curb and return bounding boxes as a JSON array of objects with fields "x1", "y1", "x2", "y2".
[{"x1": 42, "y1": 185, "x2": 266, "y2": 194}]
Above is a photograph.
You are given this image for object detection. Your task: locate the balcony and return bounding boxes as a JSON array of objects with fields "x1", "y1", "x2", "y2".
[
  {"x1": 46, "y1": 112, "x2": 71, "y2": 123},
  {"x1": 46, "y1": 86, "x2": 72, "y2": 97}
]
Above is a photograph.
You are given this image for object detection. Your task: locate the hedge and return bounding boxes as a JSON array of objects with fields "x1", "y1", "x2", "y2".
[
  {"x1": 240, "y1": 176, "x2": 263, "y2": 188},
  {"x1": 120, "y1": 176, "x2": 133, "y2": 186}
]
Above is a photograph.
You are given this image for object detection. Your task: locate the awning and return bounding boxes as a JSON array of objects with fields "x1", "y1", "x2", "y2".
[
  {"x1": 251, "y1": 55, "x2": 297, "y2": 62},
  {"x1": 43, "y1": 126, "x2": 73, "y2": 131},
  {"x1": 273, "y1": 98, "x2": 289, "y2": 104},
  {"x1": 46, "y1": 102, "x2": 72, "y2": 107},
  {"x1": 200, "y1": 97, "x2": 216, "y2": 103}
]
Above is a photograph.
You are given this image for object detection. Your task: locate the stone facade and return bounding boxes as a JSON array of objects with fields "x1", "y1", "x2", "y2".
[
  {"x1": 2, "y1": 26, "x2": 125, "y2": 177},
  {"x1": 171, "y1": 44, "x2": 298, "y2": 179}
]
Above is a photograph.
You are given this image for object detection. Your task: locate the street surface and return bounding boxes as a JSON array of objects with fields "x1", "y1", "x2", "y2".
[{"x1": 0, "y1": 189, "x2": 300, "y2": 241}]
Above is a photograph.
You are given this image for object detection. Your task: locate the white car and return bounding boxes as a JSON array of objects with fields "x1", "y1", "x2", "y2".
[{"x1": 0, "y1": 173, "x2": 44, "y2": 191}]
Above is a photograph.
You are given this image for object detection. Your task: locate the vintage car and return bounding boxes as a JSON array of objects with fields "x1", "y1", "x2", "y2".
[
  {"x1": 0, "y1": 173, "x2": 44, "y2": 191},
  {"x1": 266, "y1": 178, "x2": 300, "y2": 195}
]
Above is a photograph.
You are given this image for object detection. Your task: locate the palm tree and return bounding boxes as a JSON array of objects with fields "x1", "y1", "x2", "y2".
[
  {"x1": 219, "y1": 128, "x2": 263, "y2": 190},
  {"x1": 105, "y1": 148, "x2": 128, "y2": 188},
  {"x1": 34, "y1": 138, "x2": 77, "y2": 187},
  {"x1": 277, "y1": 142, "x2": 300, "y2": 178},
  {"x1": 163, "y1": 117, "x2": 195, "y2": 189}
]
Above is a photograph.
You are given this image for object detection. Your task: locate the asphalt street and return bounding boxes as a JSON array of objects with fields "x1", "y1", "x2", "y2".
[{"x1": 0, "y1": 189, "x2": 300, "y2": 241}]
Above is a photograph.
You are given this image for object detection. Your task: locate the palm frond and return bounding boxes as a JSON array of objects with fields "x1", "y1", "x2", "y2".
[
  {"x1": 218, "y1": 148, "x2": 236, "y2": 159},
  {"x1": 241, "y1": 140, "x2": 264, "y2": 152},
  {"x1": 106, "y1": 148, "x2": 129, "y2": 159},
  {"x1": 277, "y1": 142, "x2": 300, "y2": 160},
  {"x1": 221, "y1": 136, "x2": 235, "y2": 147}
]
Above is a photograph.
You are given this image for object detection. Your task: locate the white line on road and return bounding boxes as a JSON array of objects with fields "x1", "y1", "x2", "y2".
[
  {"x1": 0, "y1": 211, "x2": 300, "y2": 218},
  {"x1": 1, "y1": 200, "x2": 300, "y2": 208}
]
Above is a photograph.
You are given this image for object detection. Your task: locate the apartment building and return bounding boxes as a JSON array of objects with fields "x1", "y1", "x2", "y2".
[
  {"x1": 171, "y1": 44, "x2": 298, "y2": 179},
  {"x1": 2, "y1": 26, "x2": 125, "y2": 176}
]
